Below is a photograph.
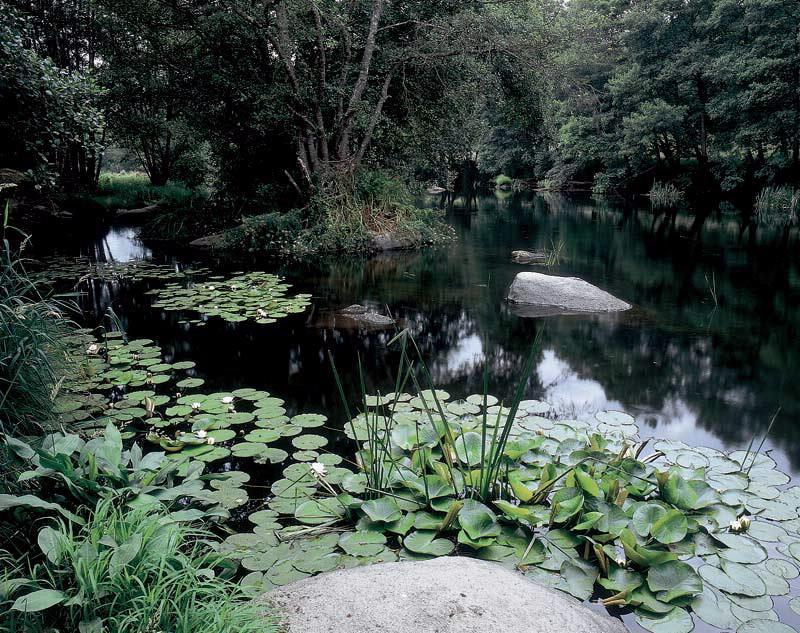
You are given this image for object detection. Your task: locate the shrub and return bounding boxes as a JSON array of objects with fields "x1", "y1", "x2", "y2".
[
  {"x1": 0, "y1": 499, "x2": 279, "y2": 633},
  {"x1": 495, "y1": 174, "x2": 513, "y2": 188},
  {"x1": 222, "y1": 210, "x2": 303, "y2": 255}
]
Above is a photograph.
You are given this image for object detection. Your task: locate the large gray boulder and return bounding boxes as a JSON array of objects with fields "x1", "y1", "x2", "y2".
[
  {"x1": 507, "y1": 272, "x2": 631, "y2": 317},
  {"x1": 266, "y1": 557, "x2": 628, "y2": 633}
]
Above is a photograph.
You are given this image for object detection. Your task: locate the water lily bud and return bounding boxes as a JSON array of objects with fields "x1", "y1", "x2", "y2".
[{"x1": 207, "y1": 437, "x2": 215, "y2": 445}]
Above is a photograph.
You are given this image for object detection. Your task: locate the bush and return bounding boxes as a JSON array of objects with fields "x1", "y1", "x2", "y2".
[
  {"x1": 222, "y1": 210, "x2": 303, "y2": 255},
  {"x1": 300, "y1": 169, "x2": 453, "y2": 254},
  {"x1": 495, "y1": 174, "x2": 513, "y2": 188},
  {"x1": 0, "y1": 499, "x2": 279, "y2": 633}
]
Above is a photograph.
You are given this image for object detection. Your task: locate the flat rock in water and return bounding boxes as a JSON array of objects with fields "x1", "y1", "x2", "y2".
[
  {"x1": 265, "y1": 557, "x2": 628, "y2": 633},
  {"x1": 507, "y1": 272, "x2": 631, "y2": 316},
  {"x1": 336, "y1": 304, "x2": 395, "y2": 327}
]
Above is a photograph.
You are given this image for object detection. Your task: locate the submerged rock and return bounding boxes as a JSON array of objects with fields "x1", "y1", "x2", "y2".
[
  {"x1": 507, "y1": 272, "x2": 631, "y2": 316},
  {"x1": 511, "y1": 249, "x2": 549, "y2": 264},
  {"x1": 266, "y1": 557, "x2": 628, "y2": 633},
  {"x1": 332, "y1": 304, "x2": 395, "y2": 328},
  {"x1": 370, "y1": 232, "x2": 414, "y2": 251},
  {"x1": 189, "y1": 232, "x2": 227, "y2": 250},
  {"x1": 115, "y1": 203, "x2": 162, "y2": 220}
]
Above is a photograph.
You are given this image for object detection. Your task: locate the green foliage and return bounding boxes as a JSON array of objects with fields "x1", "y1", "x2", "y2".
[
  {"x1": 0, "y1": 7, "x2": 104, "y2": 187},
  {"x1": 0, "y1": 499, "x2": 278, "y2": 633},
  {"x1": 495, "y1": 174, "x2": 513, "y2": 188},
  {"x1": 220, "y1": 211, "x2": 303, "y2": 256},
  {"x1": 91, "y1": 172, "x2": 204, "y2": 210},
  {"x1": 0, "y1": 232, "x2": 71, "y2": 436}
]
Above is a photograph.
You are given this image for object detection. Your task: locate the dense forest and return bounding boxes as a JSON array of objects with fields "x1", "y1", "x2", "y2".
[{"x1": 2, "y1": 0, "x2": 800, "y2": 242}]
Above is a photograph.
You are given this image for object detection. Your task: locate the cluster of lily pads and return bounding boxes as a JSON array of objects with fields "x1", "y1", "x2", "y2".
[
  {"x1": 52, "y1": 331, "x2": 339, "y2": 511},
  {"x1": 222, "y1": 390, "x2": 800, "y2": 633},
  {"x1": 32, "y1": 256, "x2": 206, "y2": 285},
  {"x1": 147, "y1": 271, "x2": 312, "y2": 325},
  {"x1": 50, "y1": 331, "x2": 800, "y2": 633}
]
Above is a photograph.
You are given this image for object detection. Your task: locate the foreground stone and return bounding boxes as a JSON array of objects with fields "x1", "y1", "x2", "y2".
[
  {"x1": 507, "y1": 272, "x2": 631, "y2": 316},
  {"x1": 266, "y1": 557, "x2": 628, "y2": 633}
]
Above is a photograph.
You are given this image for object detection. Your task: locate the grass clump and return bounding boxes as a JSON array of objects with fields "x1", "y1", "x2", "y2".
[
  {"x1": 0, "y1": 219, "x2": 71, "y2": 436},
  {"x1": 91, "y1": 172, "x2": 205, "y2": 210},
  {"x1": 648, "y1": 181, "x2": 683, "y2": 208},
  {"x1": 754, "y1": 186, "x2": 800, "y2": 226},
  {"x1": 1, "y1": 498, "x2": 279, "y2": 633}
]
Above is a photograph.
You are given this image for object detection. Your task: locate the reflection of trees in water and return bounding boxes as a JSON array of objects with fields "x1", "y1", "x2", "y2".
[{"x1": 69, "y1": 193, "x2": 800, "y2": 471}]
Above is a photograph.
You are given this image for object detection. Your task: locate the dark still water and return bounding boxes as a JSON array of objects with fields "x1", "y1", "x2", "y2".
[{"x1": 48, "y1": 192, "x2": 800, "y2": 480}]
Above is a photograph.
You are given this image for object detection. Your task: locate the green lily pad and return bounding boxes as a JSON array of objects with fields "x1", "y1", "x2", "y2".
[
  {"x1": 361, "y1": 497, "x2": 403, "y2": 523},
  {"x1": 646, "y1": 560, "x2": 702, "y2": 603},
  {"x1": 402, "y1": 531, "x2": 454, "y2": 556},
  {"x1": 338, "y1": 530, "x2": 387, "y2": 556}
]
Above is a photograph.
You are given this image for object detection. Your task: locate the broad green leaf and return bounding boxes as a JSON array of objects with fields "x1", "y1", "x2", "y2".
[
  {"x1": 550, "y1": 487, "x2": 584, "y2": 523},
  {"x1": 338, "y1": 530, "x2": 387, "y2": 556},
  {"x1": 458, "y1": 500, "x2": 500, "y2": 540},
  {"x1": 12, "y1": 589, "x2": 67, "y2": 612},
  {"x1": 646, "y1": 560, "x2": 702, "y2": 603},
  {"x1": 403, "y1": 531, "x2": 454, "y2": 556},
  {"x1": 361, "y1": 497, "x2": 402, "y2": 523},
  {"x1": 651, "y1": 510, "x2": 688, "y2": 544},
  {"x1": 633, "y1": 503, "x2": 667, "y2": 537}
]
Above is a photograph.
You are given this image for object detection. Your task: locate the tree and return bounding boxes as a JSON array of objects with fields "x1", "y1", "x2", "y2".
[
  {"x1": 0, "y1": 6, "x2": 104, "y2": 189},
  {"x1": 96, "y1": 0, "x2": 199, "y2": 185}
]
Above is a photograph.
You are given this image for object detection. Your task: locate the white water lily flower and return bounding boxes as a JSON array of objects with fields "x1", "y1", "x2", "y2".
[
  {"x1": 195, "y1": 429, "x2": 208, "y2": 438},
  {"x1": 191, "y1": 402, "x2": 202, "y2": 411},
  {"x1": 207, "y1": 285, "x2": 216, "y2": 291},
  {"x1": 310, "y1": 462, "x2": 327, "y2": 478},
  {"x1": 221, "y1": 396, "x2": 234, "y2": 405},
  {"x1": 257, "y1": 308, "x2": 268, "y2": 318},
  {"x1": 740, "y1": 515, "x2": 752, "y2": 529},
  {"x1": 86, "y1": 343, "x2": 99, "y2": 354},
  {"x1": 733, "y1": 515, "x2": 751, "y2": 532}
]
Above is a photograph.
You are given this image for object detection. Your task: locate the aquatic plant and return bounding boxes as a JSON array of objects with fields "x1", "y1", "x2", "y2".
[
  {"x1": 1, "y1": 498, "x2": 279, "y2": 633},
  {"x1": 754, "y1": 186, "x2": 800, "y2": 226},
  {"x1": 649, "y1": 182, "x2": 683, "y2": 209},
  {"x1": 148, "y1": 271, "x2": 312, "y2": 325},
  {"x1": 32, "y1": 256, "x2": 207, "y2": 286},
  {"x1": 5, "y1": 322, "x2": 800, "y2": 633}
]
